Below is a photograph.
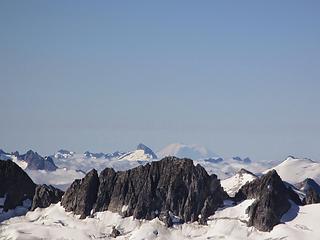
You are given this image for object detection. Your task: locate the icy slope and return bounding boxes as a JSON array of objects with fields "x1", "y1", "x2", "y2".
[{"x1": 264, "y1": 156, "x2": 320, "y2": 184}]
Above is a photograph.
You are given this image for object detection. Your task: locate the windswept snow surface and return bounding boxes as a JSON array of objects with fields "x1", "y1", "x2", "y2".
[
  {"x1": 264, "y1": 156, "x2": 320, "y2": 185},
  {"x1": 1, "y1": 201, "x2": 320, "y2": 240}
]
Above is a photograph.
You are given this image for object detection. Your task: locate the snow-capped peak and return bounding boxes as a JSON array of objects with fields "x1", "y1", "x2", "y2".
[
  {"x1": 54, "y1": 149, "x2": 75, "y2": 159},
  {"x1": 136, "y1": 143, "x2": 157, "y2": 159},
  {"x1": 264, "y1": 157, "x2": 320, "y2": 185},
  {"x1": 118, "y1": 144, "x2": 157, "y2": 161},
  {"x1": 221, "y1": 168, "x2": 257, "y2": 197}
]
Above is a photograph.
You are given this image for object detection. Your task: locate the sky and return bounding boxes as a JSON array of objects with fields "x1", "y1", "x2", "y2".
[{"x1": 0, "y1": 0, "x2": 319, "y2": 160}]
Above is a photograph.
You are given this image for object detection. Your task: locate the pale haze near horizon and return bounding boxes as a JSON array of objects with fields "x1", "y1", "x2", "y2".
[{"x1": 0, "y1": 1, "x2": 319, "y2": 161}]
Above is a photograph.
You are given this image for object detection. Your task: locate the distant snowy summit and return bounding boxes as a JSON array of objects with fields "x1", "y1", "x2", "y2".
[
  {"x1": 53, "y1": 143, "x2": 157, "y2": 162},
  {"x1": 264, "y1": 155, "x2": 320, "y2": 184},
  {"x1": 118, "y1": 143, "x2": 158, "y2": 161},
  {"x1": 54, "y1": 150, "x2": 75, "y2": 159},
  {"x1": 157, "y1": 143, "x2": 219, "y2": 160},
  {"x1": 0, "y1": 149, "x2": 57, "y2": 171}
]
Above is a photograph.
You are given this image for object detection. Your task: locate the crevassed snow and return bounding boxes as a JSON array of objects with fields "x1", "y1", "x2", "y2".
[
  {"x1": 264, "y1": 156, "x2": 320, "y2": 185},
  {"x1": 2, "y1": 201, "x2": 320, "y2": 240},
  {"x1": 221, "y1": 171, "x2": 257, "y2": 197}
]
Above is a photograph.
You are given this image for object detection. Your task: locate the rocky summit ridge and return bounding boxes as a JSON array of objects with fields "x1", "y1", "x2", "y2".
[{"x1": 61, "y1": 157, "x2": 227, "y2": 226}]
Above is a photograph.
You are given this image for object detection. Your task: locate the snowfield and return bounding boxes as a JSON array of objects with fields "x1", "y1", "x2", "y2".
[
  {"x1": 221, "y1": 170, "x2": 257, "y2": 197},
  {"x1": 1, "y1": 201, "x2": 320, "y2": 240},
  {"x1": 264, "y1": 156, "x2": 320, "y2": 185}
]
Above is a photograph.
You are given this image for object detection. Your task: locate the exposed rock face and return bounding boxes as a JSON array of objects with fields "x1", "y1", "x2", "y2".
[
  {"x1": 62, "y1": 157, "x2": 226, "y2": 225},
  {"x1": 31, "y1": 184, "x2": 64, "y2": 210},
  {"x1": 305, "y1": 188, "x2": 320, "y2": 204},
  {"x1": 110, "y1": 226, "x2": 121, "y2": 238},
  {"x1": 61, "y1": 169, "x2": 99, "y2": 219},
  {"x1": 0, "y1": 160, "x2": 36, "y2": 211},
  {"x1": 203, "y1": 157, "x2": 223, "y2": 164},
  {"x1": 20, "y1": 150, "x2": 58, "y2": 171},
  {"x1": 235, "y1": 170, "x2": 301, "y2": 231},
  {"x1": 231, "y1": 156, "x2": 251, "y2": 164},
  {"x1": 295, "y1": 178, "x2": 320, "y2": 204}
]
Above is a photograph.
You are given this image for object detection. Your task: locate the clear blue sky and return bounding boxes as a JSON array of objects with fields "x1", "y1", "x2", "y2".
[{"x1": 1, "y1": 1, "x2": 319, "y2": 160}]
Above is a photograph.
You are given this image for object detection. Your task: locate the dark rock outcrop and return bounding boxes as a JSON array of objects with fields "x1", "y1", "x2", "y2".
[
  {"x1": 235, "y1": 170, "x2": 301, "y2": 231},
  {"x1": 31, "y1": 184, "x2": 64, "y2": 210},
  {"x1": 0, "y1": 160, "x2": 36, "y2": 211},
  {"x1": 305, "y1": 188, "x2": 320, "y2": 204},
  {"x1": 61, "y1": 169, "x2": 99, "y2": 219},
  {"x1": 62, "y1": 157, "x2": 227, "y2": 225},
  {"x1": 231, "y1": 156, "x2": 251, "y2": 164},
  {"x1": 204, "y1": 157, "x2": 223, "y2": 164},
  {"x1": 20, "y1": 150, "x2": 58, "y2": 171},
  {"x1": 295, "y1": 178, "x2": 320, "y2": 204}
]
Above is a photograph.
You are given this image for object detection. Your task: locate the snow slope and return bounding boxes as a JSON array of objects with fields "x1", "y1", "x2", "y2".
[
  {"x1": 221, "y1": 169, "x2": 257, "y2": 197},
  {"x1": 1, "y1": 200, "x2": 320, "y2": 240},
  {"x1": 0, "y1": 154, "x2": 28, "y2": 170},
  {"x1": 264, "y1": 156, "x2": 320, "y2": 185}
]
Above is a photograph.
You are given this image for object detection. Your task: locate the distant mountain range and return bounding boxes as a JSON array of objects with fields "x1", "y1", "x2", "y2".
[
  {"x1": 0, "y1": 149, "x2": 57, "y2": 171},
  {"x1": 1, "y1": 153, "x2": 320, "y2": 239}
]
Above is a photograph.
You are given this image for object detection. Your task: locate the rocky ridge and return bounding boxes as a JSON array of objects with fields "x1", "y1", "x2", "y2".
[
  {"x1": 61, "y1": 157, "x2": 227, "y2": 225},
  {"x1": 235, "y1": 170, "x2": 302, "y2": 231}
]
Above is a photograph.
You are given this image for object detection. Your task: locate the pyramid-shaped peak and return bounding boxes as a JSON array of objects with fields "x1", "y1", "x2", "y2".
[{"x1": 136, "y1": 143, "x2": 157, "y2": 159}]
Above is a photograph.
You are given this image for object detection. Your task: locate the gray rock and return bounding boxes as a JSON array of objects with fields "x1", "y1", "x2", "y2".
[
  {"x1": 61, "y1": 169, "x2": 99, "y2": 219},
  {"x1": 305, "y1": 188, "x2": 320, "y2": 204},
  {"x1": 63, "y1": 157, "x2": 227, "y2": 226},
  {"x1": 31, "y1": 184, "x2": 64, "y2": 210},
  {"x1": 110, "y1": 226, "x2": 121, "y2": 238},
  {"x1": 235, "y1": 170, "x2": 301, "y2": 231},
  {"x1": 295, "y1": 178, "x2": 320, "y2": 204},
  {"x1": 19, "y1": 150, "x2": 58, "y2": 171},
  {"x1": 0, "y1": 160, "x2": 36, "y2": 211}
]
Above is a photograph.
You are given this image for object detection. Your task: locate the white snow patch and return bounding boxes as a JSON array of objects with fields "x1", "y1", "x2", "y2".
[
  {"x1": 221, "y1": 171, "x2": 257, "y2": 197},
  {"x1": 121, "y1": 205, "x2": 129, "y2": 213},
  {"x1": 264, "y1": 157, "x2": 320, "y2": 185}
]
